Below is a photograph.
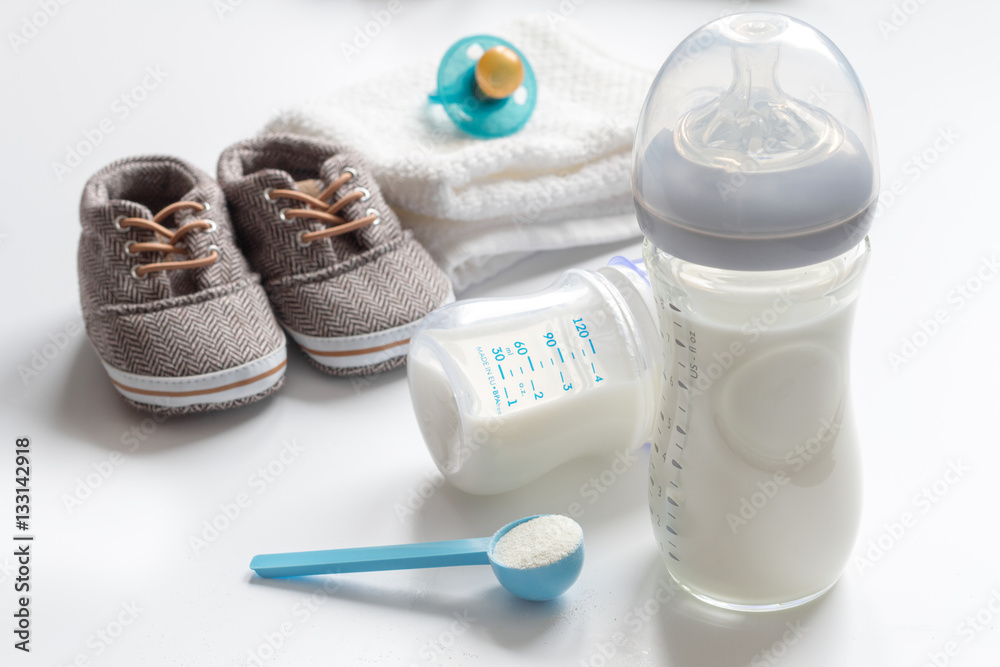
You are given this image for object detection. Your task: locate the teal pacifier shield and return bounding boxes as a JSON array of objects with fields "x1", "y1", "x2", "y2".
[{"x1": 434, "y1": 35, "x2": 536, "y2": 138}]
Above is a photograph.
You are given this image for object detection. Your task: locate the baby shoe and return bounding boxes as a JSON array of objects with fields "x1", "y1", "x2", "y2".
[
  {"x1": 217, "y1": 135, "x2": 454, "y2": 375},
  {"x1": 78, "y1": 156, "x2": 288, "y2": 415}
]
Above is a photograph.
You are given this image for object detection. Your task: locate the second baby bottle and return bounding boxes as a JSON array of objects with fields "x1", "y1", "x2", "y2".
[{"x1": 408, "y1": 258, "x2": 661, "y2": 495}]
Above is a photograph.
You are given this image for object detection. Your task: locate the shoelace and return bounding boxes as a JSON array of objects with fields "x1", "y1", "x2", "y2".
[
  {"x1": 264, "y1": 169, "x2": 380, "y2": 246},
  {"x1": 115, "y1": 201, "x2": 220, "y2": 280}
]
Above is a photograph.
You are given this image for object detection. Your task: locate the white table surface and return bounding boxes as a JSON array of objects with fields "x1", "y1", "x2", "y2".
[{"x1": 2, "y1": 0, "x2": 999, "y2": 665}]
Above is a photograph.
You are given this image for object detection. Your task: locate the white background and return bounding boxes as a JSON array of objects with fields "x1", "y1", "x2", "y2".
[{"x1": 2, "y1": 0, "x2": 999, "y2": 665}]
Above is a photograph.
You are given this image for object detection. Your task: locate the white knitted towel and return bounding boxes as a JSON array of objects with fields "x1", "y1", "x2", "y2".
[{"x1": 265, "y1": 15, "x2": 653, "y2": 290}]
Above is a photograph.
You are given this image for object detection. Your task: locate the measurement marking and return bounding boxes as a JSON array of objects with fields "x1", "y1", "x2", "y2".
[
  {"x1": 668, "y1": 540, "x2": 677, "y2": 547},
  {"x1": 678, "y1": 380, "x2": 688, "y2": 390},
  {"x1": 559, "y1": 372, "x2": 565, "y2": 383},
  {"x1": 669, "y1": 303, "x2": 681, "y2": 312},
  {"x1": 678, "y1": 361, "x2": 685, "y2": 368},
  {"x1": 590, "y1": 362, "x2": 595, "y2": 373},
  {"x1": 675, "y1": 339, "x2": 686, "y2": 348},
  {"x1": 674, "y1": 322, "x2": 682, "y2": 327},
  {"x1": 520, "y1": 367, "x2": 524, "y2": 374},
  {"x1": 589, "y1": 340, "x2": 596, "y2": 354},
  {"x1": 678, "y1": 406, "x2": 686, "y2": 412},
  {"x1": 581, "y1": 348, "x2": 586, "y2": 357},
  {"x1": 557, "y1": 348, "x2": 565, "y2": 363},
  {"x1": 670, "y1": 481, "x2": 679, "y2": 488},
  {"x1": 550, "y1": 358, "x2": 554, "y2": 365},
  {"x1": 671, "y1": 459, "x2": 683, "y2": 470},
  {"x1": 667, "y1": 513, "x2": 676, "y2": 520},
  {"x1": 676, "y1": 425, "x2": 686, "y2": 435},
  {"x1": 666, "y1": 525, "x2": 678, "y2": 535},
  {"x1": 571, "y1": 352, "x2": 576, "y2": 359},
  {"x1": 667, "y1": 497, "x2": 679, "y2": 508},
  {"x1": 669, "y1": 552, "x2": 680, "y2": 562},
  {"x1": 528, "y1": 357, "x2": 534, "y2": 371},
  {"x1": 539, "y1": 360, "x2": 544, "y2": 368},
  {"x1": 503, "y1": 387, "x2": 509, "y2": 398},
  {"x1": 499, "y1": 366, "x2": 505, "y2": 380},
  {"x1": 530, "y1": 380, "x2": 536, "y2": 390}
]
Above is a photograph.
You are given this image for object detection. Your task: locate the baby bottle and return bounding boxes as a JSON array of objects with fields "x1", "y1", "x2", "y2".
[
  {"x1": 634, "y1": 13, "x2": 878, "y2": 610},
  {"x1": 407, "y1": 258, "x2": 661, "y2": 495}
]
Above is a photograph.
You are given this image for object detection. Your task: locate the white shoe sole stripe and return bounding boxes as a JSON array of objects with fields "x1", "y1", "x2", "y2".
[
  {"x1": 102, "y1": 346, "x2": 287, "y2": 408},
  {"x1": 286, "y1": 291, "x2": 455, "y2": 370}
]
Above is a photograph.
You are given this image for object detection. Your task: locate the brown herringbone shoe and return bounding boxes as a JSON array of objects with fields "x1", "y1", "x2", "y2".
[
  {"x1": 218, "y1": 135, "x2": 454, "y2": 375},
  {"x1": 78, "y1": 156, "x2": 287, "y2": 415}
]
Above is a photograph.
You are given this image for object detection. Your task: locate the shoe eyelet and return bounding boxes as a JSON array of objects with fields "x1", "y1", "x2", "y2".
[
  {"x1": 279, "y1": 208, "x2": 293, "y2": 223},
  {"x1": 296, "y1": 231, "x2": 312, "y2": 248},
  {"x1": 124, "y1": 240, "x2": 140, "y2": 256},
  {"x1": 202, "y1": 219, "x2": 218, "y2": 233},
  {"x1": 367, "y1": 208, "x2": 381, "y2": 225},
  {"x1": 342, "y1": 167, "x2": 358, "y2": 182},
  {"x1": 206, "y1": 244, "x2": 221, "y2": 257},
  {"x1": 356, "y1": 187, "x2": 371, "y2": 202},
  {"x1": 263, "y1": 187, "x2": 275, "y2": 202},
  {"x1": 129, "y1": 265, "x2": 146, "y2": 281},
  {"x1": 113, "y1": 215, "x2": 128, "y2": 233},
  {"x1": 200, "y1": 201, "x2": 212, "y2": 213}
]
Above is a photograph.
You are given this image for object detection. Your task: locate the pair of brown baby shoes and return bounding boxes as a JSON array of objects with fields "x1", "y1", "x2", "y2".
[{"x1": 77, "y1": 134, "x2": 453, "y2": 415}]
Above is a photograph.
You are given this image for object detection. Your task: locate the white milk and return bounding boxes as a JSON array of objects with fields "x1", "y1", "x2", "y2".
[
  {"x1": 645, "y1": 242, "x2": 868, "y2": 609},
  {"x1": 408, "y1": 264, "x2": 661, "y2": 495}
]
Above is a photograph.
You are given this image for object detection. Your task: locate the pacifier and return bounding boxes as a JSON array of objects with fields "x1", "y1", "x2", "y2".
[{"x1": 429, "y1": 35, "x2": 537, "y2": 138}]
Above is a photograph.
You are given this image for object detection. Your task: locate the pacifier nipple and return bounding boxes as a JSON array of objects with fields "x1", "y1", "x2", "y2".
[{"x1": 475, "y1": 46, "x2": 524, "y2": 100}]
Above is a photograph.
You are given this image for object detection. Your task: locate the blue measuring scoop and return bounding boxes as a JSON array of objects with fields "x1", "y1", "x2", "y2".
[{"x1": 250, "y1": 515, "x2": 583, "y2": 601}]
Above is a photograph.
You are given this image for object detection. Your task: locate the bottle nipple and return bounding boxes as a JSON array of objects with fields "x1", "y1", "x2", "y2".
[{"x1": 675, "y1": 15, "x2": 843, "y2": 173}]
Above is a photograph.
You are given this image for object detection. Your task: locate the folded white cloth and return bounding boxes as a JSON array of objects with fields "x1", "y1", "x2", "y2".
[{"x1": 265, "y1": 14, "x2": 653, "y2": 290}]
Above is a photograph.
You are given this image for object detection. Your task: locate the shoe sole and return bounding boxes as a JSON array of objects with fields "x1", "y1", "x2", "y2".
[
  {"x1": 102, "y1": 345, "x2": 287, "y2": 411},
  {"x1": 286, "y1": 291, "x2": 455, "y2": 374}
]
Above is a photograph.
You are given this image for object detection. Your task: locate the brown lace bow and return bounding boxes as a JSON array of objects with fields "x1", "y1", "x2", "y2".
[
  {"x1": 264, "y1": 170, "x2": 380, "y2": 245},
  {"x1": 116, "y1": 201, "x2": 220, "y2": 280}
]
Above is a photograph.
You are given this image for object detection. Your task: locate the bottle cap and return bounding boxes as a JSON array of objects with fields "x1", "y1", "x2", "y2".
[{"x1": 633, "y1": 13, "x2": 879, "y2": 270}]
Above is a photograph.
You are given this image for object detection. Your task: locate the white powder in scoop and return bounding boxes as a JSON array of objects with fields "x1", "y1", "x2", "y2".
[{"x1": 492, "y1": 515, "x2": 583, "y2": 569}]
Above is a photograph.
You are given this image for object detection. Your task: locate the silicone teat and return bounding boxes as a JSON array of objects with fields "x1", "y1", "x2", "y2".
[{"x1": 676, "y1": 19, "x2": 843, "y2": 172}]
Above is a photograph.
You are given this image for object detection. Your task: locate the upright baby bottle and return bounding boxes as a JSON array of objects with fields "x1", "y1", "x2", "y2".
[{"x1": 634, "y1": 13, "x2": 878, "y2": 610}]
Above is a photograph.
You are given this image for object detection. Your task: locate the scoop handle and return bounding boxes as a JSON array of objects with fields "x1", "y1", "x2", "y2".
[{"x1": 250, "y1": 537, "x2": 491, "y2": 578}]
